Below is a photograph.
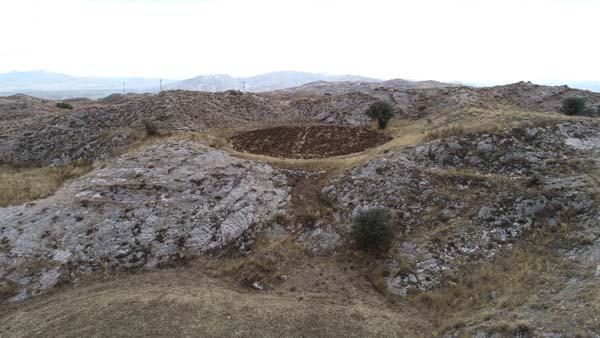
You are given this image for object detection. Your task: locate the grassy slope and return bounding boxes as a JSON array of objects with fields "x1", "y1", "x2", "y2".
[
  {"x1": 0, "y1": 263, "x2": 431, "y2": 337},
  {"x1": 0, "y1": 164, "x2": 92, "y2": 207}
]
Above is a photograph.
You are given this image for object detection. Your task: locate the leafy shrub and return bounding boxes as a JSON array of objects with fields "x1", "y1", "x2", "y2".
[
  {"x1": 560, "y1": 97, "x2": 596, "y2": 116},
  {"x1": 352, "y1": 208, "x2": 394, "y2": 252},
  {"x1": 56, "y1": 102, "x2": 73, "y2": 110},
  {"x1": 366, "y1": 100, "x2": 394, "y2": 129},
  {"x1": 143, "y1": 119, "x2": 159, "y2": 136}
]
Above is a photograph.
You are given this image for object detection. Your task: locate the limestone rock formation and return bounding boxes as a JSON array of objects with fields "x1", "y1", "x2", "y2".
[{"x1": 0, "y1": 140, "x2": 289, "y2": 301}]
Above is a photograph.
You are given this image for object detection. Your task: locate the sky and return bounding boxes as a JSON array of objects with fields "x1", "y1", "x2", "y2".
[{"x1": 1, "y1": 0, "x2": 598, "y2": 83}]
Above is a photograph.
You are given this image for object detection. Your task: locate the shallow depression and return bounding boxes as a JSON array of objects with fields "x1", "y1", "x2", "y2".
[{"x1": 229, "y1": 125, "x2": 392, "y2": 159}]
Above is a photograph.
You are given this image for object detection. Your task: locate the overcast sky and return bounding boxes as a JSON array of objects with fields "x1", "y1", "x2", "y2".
[{"x1": 1, "y1": 0, "x2": 598, "y2": 83}]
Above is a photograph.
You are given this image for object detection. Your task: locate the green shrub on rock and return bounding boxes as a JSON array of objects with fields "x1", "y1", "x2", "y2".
[{"x1": 352, "y1": 208, "x2": 394, "y2": 252}]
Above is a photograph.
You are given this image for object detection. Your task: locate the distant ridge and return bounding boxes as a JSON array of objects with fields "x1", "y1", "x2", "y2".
[
  {"x1": 0, "y1": 70, "x2": 380, "y2": 99},
  {"x1": 2, "y1": 70, "x2": 596, "y2": 100},
  {"x1": 269, "y1": 78, "x2": 461, "y2": 96},
  {"x1": 166, "y1": 71, "x2": 381, "y2": 92},
  {"x1": 0, "y1": 70, "x2": 166, "y2": 95}
]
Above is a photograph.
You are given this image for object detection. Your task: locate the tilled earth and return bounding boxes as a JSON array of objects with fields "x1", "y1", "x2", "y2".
[{"x1": 229, "y1": 125, "x2": 392, "y2": 159}]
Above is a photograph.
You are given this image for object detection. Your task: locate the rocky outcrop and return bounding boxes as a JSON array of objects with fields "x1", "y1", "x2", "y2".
[
  {"x1": 0, "y1": 90, "x2": 288, "y2": 166},
  {"x1": 286, "y1": 92, "x2": 380, "y2": 125},
  {"x1": 0, "y1": 140, "x2": 290, "y2": 301},
  {"x1": 324, "y1": 121, "x2": 600, "y2": 296},
  {"x1": 410, "y1": 121, "x2": 600, "y2": 176}
]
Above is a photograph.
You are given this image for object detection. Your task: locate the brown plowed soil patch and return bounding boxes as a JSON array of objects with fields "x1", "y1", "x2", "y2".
[{"x1": 230, "y1": 125, "x2": 392, "y2": 159}]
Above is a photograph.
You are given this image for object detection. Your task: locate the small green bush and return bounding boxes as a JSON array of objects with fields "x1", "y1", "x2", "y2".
[
  {"x1": 56, "y1": 102, "x2": 73, "y2": 110},
  {"x1": 352, "y1": 208, "x2": 394, "y2": 252},
  {"x1": 366, "y1": 100, "x2": 394, "y2": 129},
  {"x1": 560, "y1": 97, "x2": 597, "y2": 116}
]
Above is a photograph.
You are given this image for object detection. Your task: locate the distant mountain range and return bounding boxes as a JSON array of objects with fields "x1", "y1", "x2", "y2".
[
  {"x1": 165, "y1": 71, "x2": 380, "y2": 92},
  {"x1": 0, "y1": 70, "x2": 597, "y2": 99},
  {"x1": 0, "y1": 70, "x2": 168, "y2": 98},
  {"x1": 0, "y1": 70, "x2": 380, "y2": 99}
]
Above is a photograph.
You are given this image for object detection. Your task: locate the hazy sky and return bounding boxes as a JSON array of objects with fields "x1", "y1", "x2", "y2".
[{"x1": 1, "y1": 0, "x2": 598, "y2": 82}]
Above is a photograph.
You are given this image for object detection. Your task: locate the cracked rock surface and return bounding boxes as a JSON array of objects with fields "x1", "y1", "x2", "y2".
[
  {"x1": 325, "y1": 121, "x2": 600, "y2": 296},
  {"x1": 0, "y1": 140, "x2": 290, "y2": 301}
]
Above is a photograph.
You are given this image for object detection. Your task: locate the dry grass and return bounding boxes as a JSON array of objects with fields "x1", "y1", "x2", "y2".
[
  {"x1": 410, "y1": 232, "x2": 564, "y2": 334},
  {"x1": 0, "y1": 265, "x2": 430, "y2": 337},
  {"x1": 188, "y1": 132, "x2": 231, "y2": 150},
  {"x1": 406, "y1": 106, "x2": 583, "y2": 143},
  {"x1": 0, "y1": 163, "x2": 93, "y2": 207},
  {"x1": 0, "y1": 281, "x2": 20, "y2": 302},
  {"x1": 424, "y1": 107, "x2": 586, "y2": 141},
  {"x1": 213, "y1": 237, "x2": 307, "y2": 287}
]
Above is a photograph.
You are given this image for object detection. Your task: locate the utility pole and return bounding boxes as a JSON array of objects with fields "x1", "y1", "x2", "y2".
[
  {"x1": 160, "y1": 79, "x2": 163, "y2": 92},
  {"x1": 122, "y1": 81, "x2": 125, "y2": 95},
  {"x1": 242, "y1": 81, "x2": 246, "y2": 92}
]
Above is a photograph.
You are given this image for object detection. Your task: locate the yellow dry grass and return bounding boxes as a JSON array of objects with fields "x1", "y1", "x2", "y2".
[
  {"x1": 424, "y1": 106, "x2": 587, "y2": 140},
  {"x1": 0, "y1": 265, "x2": 431, "y2": 337},
  {"x1": 410, "y1": 233, "x2": 564, "y2": 334},
  {"x1": 0, "y1": 163, "x2": 93, "y2": 207}
]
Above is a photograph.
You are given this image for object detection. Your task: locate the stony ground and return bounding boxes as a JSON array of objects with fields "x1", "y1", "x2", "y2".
[
  {"x1": 1, "y1": 82, "x2": 600, "y2": 337},
  {"x1": 326, "y1": 121, "x2": 600, "y2": 297}
]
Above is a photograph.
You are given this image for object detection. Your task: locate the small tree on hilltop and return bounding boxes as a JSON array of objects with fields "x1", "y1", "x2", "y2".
[
  {"x1": 366, "y1": 100, "x2": 394, "y2": 129},
  {"x1": 352, "y1": 208, "x2": 394, "y2": 252}
]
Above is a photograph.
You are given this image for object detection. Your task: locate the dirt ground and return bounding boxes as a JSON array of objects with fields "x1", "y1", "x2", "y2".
[
  {"x1": 229, "y1": 125, "x2": 391, "y2": 159},
  {"x1": 0, "y1": 257, "x2": 432, "y2": 338}
]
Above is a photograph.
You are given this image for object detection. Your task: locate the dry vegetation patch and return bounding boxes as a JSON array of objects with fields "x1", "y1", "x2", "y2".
[
  {"x1": 424, "y1": 107, "x2": 587, "y2": 141},
  {"x1": 0, "y1": 163, "x2": 92, "y2": 207},
  {"x1": 410, "y1": 232, "x2": 569, "y2": 335},
  {"x1": 0, "y1": 264, "x2": 430, "y2": 337}
]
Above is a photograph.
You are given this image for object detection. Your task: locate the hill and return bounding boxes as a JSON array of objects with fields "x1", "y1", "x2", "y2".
[
  {"x1": 269, "y1": 78, "x2": 461, "y2": 97},
  {"x1": 1, "y1": 81, "x2": 600, "y2": 336}
]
